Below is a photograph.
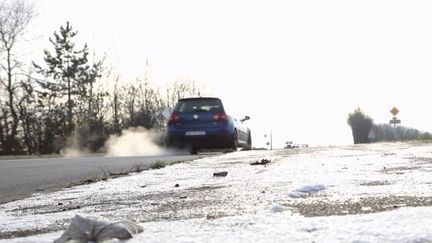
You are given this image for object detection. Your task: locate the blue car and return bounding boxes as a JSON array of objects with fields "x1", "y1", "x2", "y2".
[{"x1": 165, "y1": 97, "x2": 252, "y2": 154}]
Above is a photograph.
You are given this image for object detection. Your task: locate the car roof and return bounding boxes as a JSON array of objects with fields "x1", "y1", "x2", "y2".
[{"x1": 178, "y1": 97, "x2": 221, "y2": 101}]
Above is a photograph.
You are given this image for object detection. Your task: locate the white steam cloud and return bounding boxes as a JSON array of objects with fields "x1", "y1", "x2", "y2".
[
  {"x1": 61, "y1": 136, "x2": 91, "y2": 158},
  {"x1": 105, "y1": 127, "x2": 164, "y2": 157}
]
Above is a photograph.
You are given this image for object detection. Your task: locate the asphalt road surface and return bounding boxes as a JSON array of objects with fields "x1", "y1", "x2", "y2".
[
  {"x1": 2, "y1": 143, "x2": 432, "y2": 242},
  {"x1": 0, "y1": 153, "x2": 206, "y2": 204}
]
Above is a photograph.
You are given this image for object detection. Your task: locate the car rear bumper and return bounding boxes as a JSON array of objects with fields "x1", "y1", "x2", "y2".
[{"x1": 166, "y1": 127, "x2": 233, "y2": 149}]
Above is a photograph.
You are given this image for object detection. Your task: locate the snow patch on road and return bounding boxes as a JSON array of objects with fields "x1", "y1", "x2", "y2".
[
  {"x1": 4, "y1": 207, "x2": 432, "y2": 243},
  {"x1": 2, "y1": 143, "x2": 432, "y2": 242},
  {"x1": 270, "y1": 203, "x2": 288, "y2": 213},
  {"x1": 288, "y1": 184, "x2": 326, "y2": 198}
]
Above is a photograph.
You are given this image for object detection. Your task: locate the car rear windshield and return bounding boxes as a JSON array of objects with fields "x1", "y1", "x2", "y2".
[{"x1": 174, "y1": 98, "x2": 224, "y2": 112}]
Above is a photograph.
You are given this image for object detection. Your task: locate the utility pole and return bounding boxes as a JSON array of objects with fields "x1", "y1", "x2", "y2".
[
  {"x1": 265, "y1": 131, "x2": 273, "y2": 150},
  {"x1": 270, "y1": 130, "x2": 273, "y2": 150}
]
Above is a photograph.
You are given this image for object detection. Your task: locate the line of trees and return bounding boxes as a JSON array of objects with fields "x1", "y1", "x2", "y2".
[
  {"x1": 347, "y1": 108, "x2": 374, "y2": 144},
  {"x1": 0, "y1": 1, "x2": 204, "y2": 155},
  {"x1": 347, "y1": 108, "x2": 432, "y2": 144},
  {"x1": 371, "y1": 124, "x2": 432, "y2": 142}
]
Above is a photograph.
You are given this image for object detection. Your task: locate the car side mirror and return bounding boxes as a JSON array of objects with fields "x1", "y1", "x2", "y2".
[{"x1": 240, "y1": 116, "x2": 250, "y2": 122}]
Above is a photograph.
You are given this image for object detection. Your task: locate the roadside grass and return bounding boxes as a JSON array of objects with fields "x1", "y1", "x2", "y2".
[
  {"x1": 151, "y1": 160, "x2": 167, "y2": 169},
  {"x1": 0, "y1": 153, "x2": 107, "y2": 160},
  {"x1": 0, "y1": 154, "x2": 63, "y2": 160},
  {"x1": 371, "y1": 138, "x2": 432, "y2": 143},
  {"x1": 365, "y1": 139, "x2": 432, "y2": 147}
]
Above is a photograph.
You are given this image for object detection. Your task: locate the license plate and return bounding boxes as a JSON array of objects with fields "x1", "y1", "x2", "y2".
[{"x1": 185, "y1": 131, "x2": 206, "y2": 136}]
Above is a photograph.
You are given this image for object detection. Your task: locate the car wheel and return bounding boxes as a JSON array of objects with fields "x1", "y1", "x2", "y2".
[
  {"x1": 189, "y1": 146, "x2": 198, "y2": 155},
  {"x1": 244, "y1": 131, "x2": 252, "y2": 150},
  {"x1": 231, "y1": 130, "x2": 238, "y2": 151}
]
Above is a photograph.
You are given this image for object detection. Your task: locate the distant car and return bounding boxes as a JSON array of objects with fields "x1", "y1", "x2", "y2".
[
  {"x1": 285, "y1": 141, "x2": 308, "y2": 149},
  {"x1": 165, "y1": 97, "x2": 252, "y2": 154}
]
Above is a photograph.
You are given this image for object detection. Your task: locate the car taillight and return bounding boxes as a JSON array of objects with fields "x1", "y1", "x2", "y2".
[
  {"x1": 213, "y1": 112, "x2": 228, "y2": 121},
  {"x1": 168, "y1": 113, "x2": 179, "y2": 124}
]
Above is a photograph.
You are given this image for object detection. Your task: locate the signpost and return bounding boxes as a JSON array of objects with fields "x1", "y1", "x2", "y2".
[{"x1": 390, "y1": 107, "x2": 401, "y2": 128}]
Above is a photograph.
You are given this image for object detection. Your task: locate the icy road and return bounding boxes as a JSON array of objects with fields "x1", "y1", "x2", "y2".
[
  {"x1": 1, "y1": 142, "x2": 432, "y2": 242},
  {"x1": 0, "y1": 154, "x2": 204, "y2": 204}
]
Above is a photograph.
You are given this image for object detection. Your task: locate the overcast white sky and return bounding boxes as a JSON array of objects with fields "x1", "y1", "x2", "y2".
[{"x1": 26, "y1": 0, "x2": 432, "y2": 148}]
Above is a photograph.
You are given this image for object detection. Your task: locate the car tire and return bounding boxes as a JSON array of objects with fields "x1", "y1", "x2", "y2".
[
  {"x1": 244, "y1": 131, "x2": 252, "y2": 150},
  {"x1": 231, "y1": 130, "x2": 238, "y2": 151},
  {"x1": 189, "y1": 146, "x2": 198, "y2": 155}
]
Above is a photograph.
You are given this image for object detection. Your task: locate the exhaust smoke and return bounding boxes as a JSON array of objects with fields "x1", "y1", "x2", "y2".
[
  {"x1": 60, "y1": 136, "x2": 91, "y2": 158},
  {"x1": 105, "y1": 127, "x2": 164, "y2": 157}
]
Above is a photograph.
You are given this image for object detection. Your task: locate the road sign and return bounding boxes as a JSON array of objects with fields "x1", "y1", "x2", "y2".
[
  {"x1": 390, "y1": 119, "x2": 401, "y2": 124},
  {"x1": 390, "y1": 107, "x2": 399, "y2": 116}
]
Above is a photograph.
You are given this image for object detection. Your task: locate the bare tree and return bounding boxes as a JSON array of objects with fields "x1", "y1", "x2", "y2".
[
  {"x1": 165, "y1": 79, "x2": 205, "y2": 109},
  {"x1": 112, "y1": 76, "x2": 121, "y2": 133},
  {"x1": 0, "y1": 0, "x2": 35, "y2": 153}
]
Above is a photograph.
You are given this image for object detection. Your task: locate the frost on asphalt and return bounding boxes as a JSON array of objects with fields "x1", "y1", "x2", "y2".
[{"x1": 1, "y1": 142, "x2": 432, "y2": 242}]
